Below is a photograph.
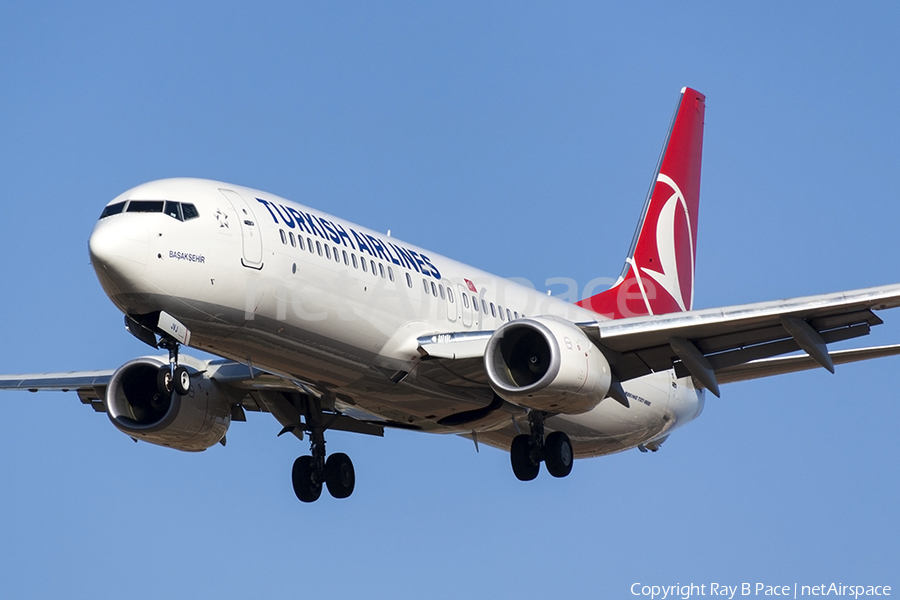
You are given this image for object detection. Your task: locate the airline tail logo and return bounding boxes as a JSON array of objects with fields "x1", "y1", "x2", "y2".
[
  {"x1": 639, "y1": 173, "x2": 694, "y2": 312},
  {"x1": 577, "y1": 87, "x2": 705, "y2": 320}
]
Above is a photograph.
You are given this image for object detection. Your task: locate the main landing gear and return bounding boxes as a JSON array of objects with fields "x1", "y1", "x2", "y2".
[
  {"x1": 290, "y1": 396, "x2": 355, "y2": 503},
  {"x1": 155, "y1": 338, "x2": 191, "y2": 396},
  {"x1": 510, "y1": 411, "x2": 573, "y2": 481}
]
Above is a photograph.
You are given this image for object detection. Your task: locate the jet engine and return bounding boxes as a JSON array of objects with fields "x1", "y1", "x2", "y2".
[
  {"x1": 484, "y1": 316, "x2": 612, "y2": 414},
  {"x1": 105, "y1": 357, "x2": 232, "y2": 452}
]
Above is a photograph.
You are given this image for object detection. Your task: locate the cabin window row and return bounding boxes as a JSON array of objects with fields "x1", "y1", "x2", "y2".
[
  {"x1": 279, "y1": 228, "x2": 523, "y2": 322},
  {"x1": 421, "y1": 278, "x2": 523, "y2": 323},
  {"x1": 459, "y1": 290, "x2": 521, "y2": 322},
  {"x1": 421, "y1": 278, "x2": 454, "y2": 303},
  {"x1": 279, "y1": 229, "x2": 395, "y2": 282}
]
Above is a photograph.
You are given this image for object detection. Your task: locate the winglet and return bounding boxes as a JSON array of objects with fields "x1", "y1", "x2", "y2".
[{"x1": 578, "y1": 87, "x2": 706, "y2": 319}]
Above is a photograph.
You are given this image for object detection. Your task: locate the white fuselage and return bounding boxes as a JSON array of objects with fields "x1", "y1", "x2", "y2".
[{"x1": 88, "y1": 178, "x2": 705, "y2": 457}]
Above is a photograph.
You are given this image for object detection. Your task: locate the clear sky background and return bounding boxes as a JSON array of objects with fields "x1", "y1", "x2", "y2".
[{"x1": 1, "y1": 2, "x2": 897, "y2": 598}]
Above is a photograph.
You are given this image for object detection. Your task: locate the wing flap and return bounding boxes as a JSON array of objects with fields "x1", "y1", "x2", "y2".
[{"x1": 716, "y1": 344, "x2": 900, "y2": 384}]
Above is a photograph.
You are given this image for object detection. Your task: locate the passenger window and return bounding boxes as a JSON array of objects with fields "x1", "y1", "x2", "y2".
[
  {"x1": 423, "y1": 279, "x2": 429, "y2": 293},
  {"x1": 352, "y1": 254, "x2": 358, "y2": 269},
  {"x1": 127, "y1": 200, "x2": 164, "y2": 213},
  {"x1": 439, "y1": 285, "x2": 445, "y2": 300},
  {"x1": 164, "y1": 201, "x2": 183, "y2": 221},
  {"x1": 499, "y1": 306, "x2": 506, "y2": 321},
  {"x1": 473, "y1": 298, "x2": 479, "y2": 312},
  {"x1": 490, "y1": 302, "x2": 496, "y2": 317},
  {"x1": 406, "y1": 273, "x2": 412, "y2": 288},
  {"x1": 298, "y1": 236, "x2": 305, "y2": 251},
  {"x1": 463, "y1": 293, "x2": 469, "y2": 308},
  {"x1": 431, "y1": 282, "x2": 437, "y2": 296},
  {"x1": 280, "y1": 230, "x2": 287, "y2": 245},
  {"x1": 506, "y1": 309, "x2": 512, "y2": 321},
  {"x1": 181, "y1": 203, "x2": 199, "y2": 220},
  {"x1": 370, "y1": 260, "x2": 377, "y2": 275},
  {"x1": 361, "y1": 259, "x2": 367, "y2": 272},
  {"x1": 316, "y1": 241, "x2": 322, "y2": 256},
  {"x1": 447, "y1": 288, "x2": 454, "y2": 303},
  {"x1": 99, "y1": 201, "x2": 126, "y2": 219},
  {"x1": 308, "y1": 238, "x2": 314, "y2": 253},
  {"x1": 325, "y1": 245, "x2": 331, "y2": 259},
  {"x1": 289, "y1": 231, "x2": 296, "y2": 247},
  {"x1": 343, "y1": 250, "x2": 349, "y2": 265},
  {"x1": 388, "y1": 267, "x2": 394, "y2": 282},
  {"x1": 482, "y1": 299, "x2": 488, "y2": 313},
  {"x1": 379, "y1": 263, "x2": 385, "y2": 278},
  {"x1": 514, "y1": 311, "x2": 519, "y2": 319}
]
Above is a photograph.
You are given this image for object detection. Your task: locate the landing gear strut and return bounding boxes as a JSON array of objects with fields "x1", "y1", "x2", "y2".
[
  {"x1": 156, "y1": 338, "x2": 190, "y2": 396},
  {"x1": 509, "y1": 411, "x2": 573, "y2": 481},
  {"x1": 290, "y1": 395, "x2": 355, "y2": 503}
]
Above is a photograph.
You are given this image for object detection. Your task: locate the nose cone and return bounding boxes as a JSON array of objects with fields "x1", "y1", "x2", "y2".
[{"x1": 89, "y1": 217, "x2": 150, "y2": 300}]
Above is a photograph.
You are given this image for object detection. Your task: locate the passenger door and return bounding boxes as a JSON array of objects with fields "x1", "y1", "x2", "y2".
[{"x1": 219, "y1": 189, "x2": 263, "y2": 269}]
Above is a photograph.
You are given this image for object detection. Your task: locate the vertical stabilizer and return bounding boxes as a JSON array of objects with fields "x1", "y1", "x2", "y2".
[{"x1": 578, "y1": 87, "x2": 705, "y2": 319}]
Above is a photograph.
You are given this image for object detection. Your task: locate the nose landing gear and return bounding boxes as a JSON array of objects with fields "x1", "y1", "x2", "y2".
[
  {"x1": 123, "y1": 311, "x2": 193, "y2": 397},
  {"x1": 155, "y1": 338, "x2": 191, "y2": 396},
  {"x1": 509, "y1": 411, "x2": 573, "y2": 481}
]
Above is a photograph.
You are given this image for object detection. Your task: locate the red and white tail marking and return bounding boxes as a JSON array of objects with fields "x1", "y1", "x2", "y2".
[{"x1": 578, "y1": 87, "x2": 705, "y2": 319}]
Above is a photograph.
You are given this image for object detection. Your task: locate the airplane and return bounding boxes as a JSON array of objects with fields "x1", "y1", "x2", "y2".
[{"x1": 3, "y1": 86, "x2": 900, "y2": 503}]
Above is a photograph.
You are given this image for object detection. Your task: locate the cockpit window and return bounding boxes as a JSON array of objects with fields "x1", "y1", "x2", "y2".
[
  {"x1": 181, "y1": 203, "x2": 199, "y2": 220},
  {"x1": 164, "y1": 201, "x2": 183, "y2": 220},
  {"x1": 127, "y1": 200, "x2": 164, "y2": 213},
  {"x1": 99, "y1": 201, "x2": 126, "y2": 219},
  {"x1": 104, "y1": 199, "x2": 200, "y2": 222}
]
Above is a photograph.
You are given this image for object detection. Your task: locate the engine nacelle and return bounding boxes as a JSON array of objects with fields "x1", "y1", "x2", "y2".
[
  {"x1": 105, "y1": 356, "x2": 232, "y2": 452},
  {"x1": 484, "y1": 316, "x2": 612, "y2": 414}
]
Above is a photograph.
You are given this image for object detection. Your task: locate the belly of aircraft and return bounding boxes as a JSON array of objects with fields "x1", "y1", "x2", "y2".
[{"x1": 126, "y1": 288, "x2": 680, "y2": 456}]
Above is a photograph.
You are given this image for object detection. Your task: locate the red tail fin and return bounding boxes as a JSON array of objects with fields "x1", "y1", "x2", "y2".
[{"x1": 578, "y1": 87, "x2": 705, "y2": 319}]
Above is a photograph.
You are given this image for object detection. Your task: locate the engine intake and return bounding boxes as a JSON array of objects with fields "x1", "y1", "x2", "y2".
[
  {"x1": 484, "y1": 316, "x2": 611, "y2": 414},
  {"x1": 106, "y1": 357, "x2": 232, "y2": 452}
]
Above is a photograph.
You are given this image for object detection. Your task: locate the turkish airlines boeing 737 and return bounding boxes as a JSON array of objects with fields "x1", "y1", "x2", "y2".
[{"x1": 3, "y1": 87, "x2": 900, "y2": 502}]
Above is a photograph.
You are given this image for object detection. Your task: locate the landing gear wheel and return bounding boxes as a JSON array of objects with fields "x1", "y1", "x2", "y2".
[
  {"x1": 510, "y1": 434, "x2": 540, "y2": 481},
  {"x1": 325, "y1": 452, "x2": 355, "y2": 499},
  {"x1": 173, "y1": 366, "x2": 191, "y2": 396},
  {"x1": 292, "y1": 456, "x2": 322, "y2": 503},
  {"x1": 156, "y1": 366, "x2": 173, "y2": 395},
  {"x1": 544, "y1": 431, "x2": 573, "y2": 478}
]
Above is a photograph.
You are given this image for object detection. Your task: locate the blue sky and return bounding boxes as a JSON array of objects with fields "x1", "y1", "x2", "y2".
[{"x1": 1, "y1": 2, "x2": 898, "y2": 598}]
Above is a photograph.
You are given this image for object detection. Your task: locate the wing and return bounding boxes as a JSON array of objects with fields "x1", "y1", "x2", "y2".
[
  {"x1": 584, "y1": 283, "x2": 900, "y2": 395},
  {"x1": 419, "y1": 283, "x2": 900, "y2": 396},
  {"x1": 0, "y1": 360, "x2": 384, "y2": 438},
  {"x1": 0, "y1": 370, "x2": 115, "y2": 412}
]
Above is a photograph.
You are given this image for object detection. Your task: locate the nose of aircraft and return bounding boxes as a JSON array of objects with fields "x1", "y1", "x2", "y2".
[{"x1": 88, "y1": 216, "x2": 150, "y2": 298}]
